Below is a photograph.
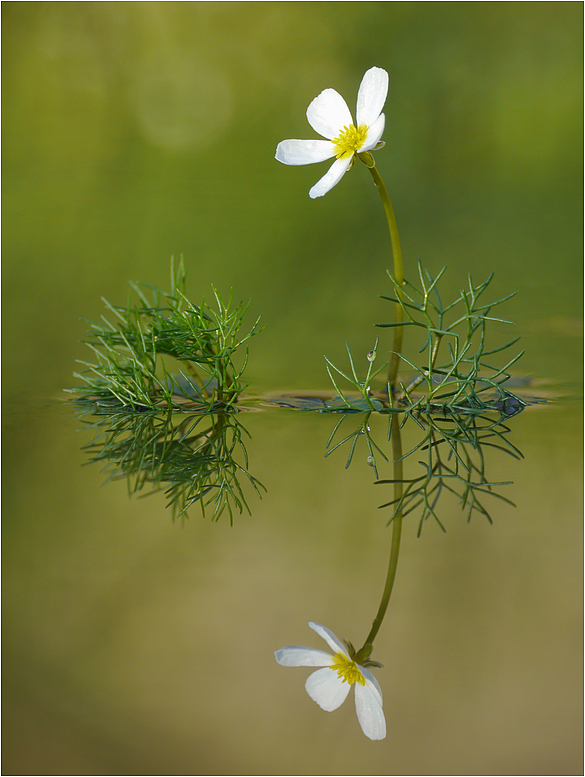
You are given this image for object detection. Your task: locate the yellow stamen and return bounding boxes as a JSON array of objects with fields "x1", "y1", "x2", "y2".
[
  {"x1": 332, "y1": 124, "x2": 369, "y2": 159},
  {"x1": 330, "y1": 653, "x2": 366, "y2": 685}
]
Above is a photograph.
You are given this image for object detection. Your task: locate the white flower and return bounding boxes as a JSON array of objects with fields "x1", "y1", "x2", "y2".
[
  {"x1": 275, "y1": 66, "x2": 388, "y2": 199},
  {"x1": 274, "y1": 621, "x2": 386, "y2": 740}
]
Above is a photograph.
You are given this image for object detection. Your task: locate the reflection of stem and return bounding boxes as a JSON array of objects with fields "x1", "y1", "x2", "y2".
[
  {"x1": 357, "y1": 415, "x2": 403, "y2": 660},
  {"x1": 358, "y1": 152, "x2": 404, "y2": 392}
]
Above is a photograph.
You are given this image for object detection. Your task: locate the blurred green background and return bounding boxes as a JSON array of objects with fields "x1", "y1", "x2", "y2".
[{"x1": 2, "y1": 2, "x2": 582, "y2": 775}]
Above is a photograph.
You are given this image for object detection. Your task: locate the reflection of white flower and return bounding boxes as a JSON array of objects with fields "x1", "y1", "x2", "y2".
[
  {"x1": 275, "y1": 67, "x2": 388, "y2": 199},
  {"x1": 275, "y1": 621, "x2": 386, "y2": 740}
]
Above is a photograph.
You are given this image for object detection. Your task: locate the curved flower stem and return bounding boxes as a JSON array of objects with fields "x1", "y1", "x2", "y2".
[
  {"x1": 355, "y1": 415, "x2": 403, "y2": 662},
  {"x1": 358, "y1": 152, "x2": 405, "y2": 392}
]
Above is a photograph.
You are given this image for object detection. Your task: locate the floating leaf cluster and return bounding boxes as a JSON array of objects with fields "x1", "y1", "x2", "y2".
[
  {"x1": 68, "y1": 259, "x2": 261, "y2": 413},
  {"x1": 320, "y1": 261, "x2": 528, "y2": 531},
  {"x1": 377, "y1": 261, "x2": 525, "y2": 413},
  {"x1": 69, "y1": 259, "x2": 529, "y2": 531},
  {"x1": 324, "y1": 262, "x2": 525, "y2": 415}
]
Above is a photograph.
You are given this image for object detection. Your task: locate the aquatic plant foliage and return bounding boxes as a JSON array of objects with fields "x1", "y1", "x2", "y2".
[{"x1": 69, "y1": 258, "x2": 262, "y2": 413}]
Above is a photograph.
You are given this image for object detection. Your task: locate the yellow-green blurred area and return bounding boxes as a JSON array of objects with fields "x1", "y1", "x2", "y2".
[{"x1": 2, "y1": 3, "x2": 582, "y2": 775}]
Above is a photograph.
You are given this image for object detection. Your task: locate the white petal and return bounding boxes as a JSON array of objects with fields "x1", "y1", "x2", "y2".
[
  {"x1": 308, "y1": 156, "x2": 353, "y2": 199},
  {"x1": 307, "y1": 88, "x2": 353, "y2": 139},
  {"x1": 275, "y1": 139, "x2": 335, "y2": 166},
  {"x1": 274, "y1": 646, "x2": 333, "y2": 667},
  {"x1": 308, "y1": 622, "x2": 349, "y2": 656},
  {"x1": 356, "y1": 67, "x2": 389, "y2": 128},
  {"x1": 305, "y1": 667, "x2": 351, "y2": 711},
  {"x1": 360, "y1": 665, "x2": 383, "y2": 707},
  {"x1": 354, "y1": 682, "x2": 386, "y2": 740},
  {"x1": 360, "y1": 113, "x2": 386, "y2": 153}
]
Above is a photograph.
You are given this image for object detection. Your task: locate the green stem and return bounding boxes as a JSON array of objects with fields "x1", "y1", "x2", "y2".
[
  {"x1": 358, "y1": 152, "x2": 405, "y2": 391},
  {"x1": 355, "y1": 415, "x2": 403, "y2": 662}
]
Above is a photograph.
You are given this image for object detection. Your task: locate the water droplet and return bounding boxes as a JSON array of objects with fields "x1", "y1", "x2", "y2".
[
  {"x1": 367, "y1": 350, "x2": 376, "y2": 362},
  {"x1": 367, "y1": 455, "x2": 375, "y2": 467}
]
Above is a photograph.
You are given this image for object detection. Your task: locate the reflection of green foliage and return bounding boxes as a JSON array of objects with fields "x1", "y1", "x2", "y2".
[
  {"x1": 376, "y1": 413, "x2": 522, "y2": 535},
  {"x1": 323, "y1": 388, "x2": 525, "y2": 532},
  {"x1": 325, "y1": 410, "x2": 388, "y2": 479},
  {"x1": 69, "y1": 258, "x2": 262, "y2": 412},
  {"x1": 79, "y1": 409, "x2": 265, "y2": 523},
  {"x1": 323, "y1": 404, "x2": 523, "y2": 533}
]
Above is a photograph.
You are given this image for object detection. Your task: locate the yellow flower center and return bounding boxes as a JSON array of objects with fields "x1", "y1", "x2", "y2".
[
  {"x1": 330, "y1": 653, "x2": 366, "y2": 686},
  {"x1": 332, "y1": 124, "x2": 368, "y2": 159}
]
